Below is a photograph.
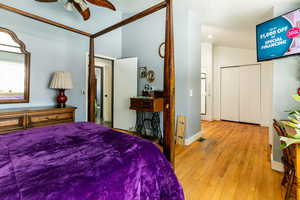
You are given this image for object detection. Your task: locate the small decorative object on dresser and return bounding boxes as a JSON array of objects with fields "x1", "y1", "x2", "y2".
[
  {"x1": 142, "y1": 84, "x2": 153, "y2": 97},
  {"x1": 50, "y1": 72, "x2": 73, "y2": 108}
]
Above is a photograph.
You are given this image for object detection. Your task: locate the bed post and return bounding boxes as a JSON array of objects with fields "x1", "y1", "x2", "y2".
[
  {"x1": 88, "y1": 37, "x2": 96, "y2": 122},
  {"x1": 163, "y1": 0, "x2": 175, "y2": 166}
]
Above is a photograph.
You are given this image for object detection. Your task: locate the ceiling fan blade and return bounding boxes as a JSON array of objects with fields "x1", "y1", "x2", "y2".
[
  {"x1": 85, "y1": 0, "x2": 116, "y2": 11},
  {"x1": 35, "y1": 0, "x2": 58, "y2": 2},
  {"x1": 73, "y1": 1, "x2": 91, "y2": 21}
]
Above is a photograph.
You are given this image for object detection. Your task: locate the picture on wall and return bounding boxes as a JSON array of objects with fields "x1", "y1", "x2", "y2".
[{"x1": 139, "y1": 67, "x2": 147, "y2": 79}]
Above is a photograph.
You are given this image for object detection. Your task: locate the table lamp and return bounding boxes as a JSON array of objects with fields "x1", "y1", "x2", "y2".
[{"x1": 50, "y1": 72, "x2": 73, "y2": 108}]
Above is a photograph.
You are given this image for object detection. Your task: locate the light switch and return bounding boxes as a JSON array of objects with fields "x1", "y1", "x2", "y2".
[{"x1": 189, "y1": 89, "x2": 193, "y2": 97}]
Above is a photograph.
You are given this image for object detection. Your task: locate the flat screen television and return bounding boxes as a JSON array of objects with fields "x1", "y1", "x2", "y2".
[{"x1": 256, "y1": 8, "x2": 300, "y2": 62}]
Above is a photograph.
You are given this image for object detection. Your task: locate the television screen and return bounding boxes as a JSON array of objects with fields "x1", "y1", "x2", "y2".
[{"x1": 256, "y1": 8, "x2": 300, "y2": 62}]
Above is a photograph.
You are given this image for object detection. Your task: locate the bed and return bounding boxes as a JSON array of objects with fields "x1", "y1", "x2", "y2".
[{"x1": 0, "y1": 122, "x2": 183, "y2": 200}]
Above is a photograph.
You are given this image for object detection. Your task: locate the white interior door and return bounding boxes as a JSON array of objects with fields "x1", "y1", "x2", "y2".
[
  {"x1": 113, "y1": 57, "x2": 138, "y2": 130},
  {"x1": 239, "y1": 65, "x2": 261, "y2": 124},
  {"x1": 220, "y1": 67, "x2": 240, "y2": 122}
]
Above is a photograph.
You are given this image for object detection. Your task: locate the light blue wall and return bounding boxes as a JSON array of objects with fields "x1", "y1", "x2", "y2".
[
  {"x1": 186, "y1": 11, "x2": 202, "y2": 137},
  {"x1": 122, "y1": 0, "x2": 201, "y2": 138},
  {"x1": 122, "y1": 9, "x2": 165, "y2": 93},
  {"x1": 0, "y1": 0, "x2": 122, "y2": 121},
  {"x1": 272, "y1": 3, "x2": 300, "y2": 162}
]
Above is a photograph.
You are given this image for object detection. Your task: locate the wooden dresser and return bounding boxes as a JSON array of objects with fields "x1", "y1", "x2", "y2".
[{"x1": 0, "y1": 106, "x2": 76, "y2": 134}]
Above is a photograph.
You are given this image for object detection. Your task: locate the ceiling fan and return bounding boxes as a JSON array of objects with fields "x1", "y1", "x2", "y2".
[{"x1": 35, "y1": 0, "x2": 116, "y2": 21}]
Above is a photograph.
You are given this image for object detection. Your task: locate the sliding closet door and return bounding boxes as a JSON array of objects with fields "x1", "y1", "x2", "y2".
[
  {"x1": 220, "y1": 67, "x2": 240, "y2": 122},
  {"x1": 239, "y1": 65, "x2": 261, "y2": 124},
  {"x1": 113, "y1": 57, "x2": 138, "y2": 130}
]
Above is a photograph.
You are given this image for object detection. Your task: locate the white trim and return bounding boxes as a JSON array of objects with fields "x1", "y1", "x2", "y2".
[
  {"x1": 270, "y1": 154, "x2": 284, "y2": 172},
  {"x1": 184, "y1": 131, "x2": 202, "y2": 146},
  {"x1": 271, "y1": 160, "x2": 284, "y2": 172},
  {"x1": 85, "y1": 52, "x2": 116, "y2": 61}
]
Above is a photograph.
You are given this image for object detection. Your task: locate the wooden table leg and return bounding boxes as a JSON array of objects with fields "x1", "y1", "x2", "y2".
[{"x1": 296, "y1": 145, "x2": 300, "y2": 200}]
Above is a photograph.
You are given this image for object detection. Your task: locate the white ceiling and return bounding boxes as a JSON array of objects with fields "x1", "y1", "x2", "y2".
[
  {"x1": 194, "y1": 0, "x2": 297, "y2": 49},
  {"x1": 201, "y1": 25, "x2": 258, "y2": 49},
  {"x1": 115, "y1": 0, "x2": 161, "y2": 13}
]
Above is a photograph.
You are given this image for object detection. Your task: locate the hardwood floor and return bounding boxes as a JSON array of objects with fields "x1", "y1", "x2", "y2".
[{"x1": 175, "y1": 121, "x2": 285, "y2": 200}]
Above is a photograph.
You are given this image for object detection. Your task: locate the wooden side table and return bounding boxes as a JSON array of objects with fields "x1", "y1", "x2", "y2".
[{"x1": 130, "y1": 97, "x2": 164, "y2": 141}]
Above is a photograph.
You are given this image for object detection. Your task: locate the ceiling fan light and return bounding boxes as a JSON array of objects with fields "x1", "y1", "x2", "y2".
[
  {"x1": 64, "y1": 2, "x2": 74, "y2": 11},
  {"x1": 78, "y1": 1, "x2": 89, "y2": 11}
]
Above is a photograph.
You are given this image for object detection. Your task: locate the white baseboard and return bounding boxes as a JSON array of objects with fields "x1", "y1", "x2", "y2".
[
  {"x1": 184, "y1": 131, "x2": 202, "y2": 146},
  {"x1": 270, "y1": 154, "x2": 284, "y2": 172},
  {"x1": 201, "y1": 115, "x2": 212, "y2": 121}
]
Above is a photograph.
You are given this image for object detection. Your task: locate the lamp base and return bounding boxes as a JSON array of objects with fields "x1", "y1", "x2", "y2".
[
  {"x1": 56, "y1": 104, "x2": 66, "y2": 108},
  {"x1": 56, "y1": 89, "x2": 68, "y2": 108}
]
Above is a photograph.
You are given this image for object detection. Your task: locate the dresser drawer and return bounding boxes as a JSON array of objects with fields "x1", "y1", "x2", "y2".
[
  {"x1": 0, "y1": 114, "x2": 25, "y2": 134},
  {"x1": 131, "y1": 99, "x2": 153, "y2": 109},
  {"x1": 130, "y1": 98, "x2": 164, "y2": 112},
  {"x1": 28, "y1": 112, "x2": 74, "y2": 128},
  {"x1": 0, "y1": 107, "x2": 76, "y2": 134}
]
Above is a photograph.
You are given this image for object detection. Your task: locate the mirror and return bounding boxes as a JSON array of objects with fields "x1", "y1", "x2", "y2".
[{"x1": 0, "y1": 27, "x2": 30, "y2": 104}]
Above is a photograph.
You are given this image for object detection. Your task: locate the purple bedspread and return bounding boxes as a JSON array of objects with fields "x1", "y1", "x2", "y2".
[{"x1": 0, "y1": 122, "x2": 184, "y2": 200}]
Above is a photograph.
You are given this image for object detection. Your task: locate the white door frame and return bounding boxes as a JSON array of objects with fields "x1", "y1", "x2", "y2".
[{"x1": 85, "y1": 53, "x2": 116, "y2": 121}]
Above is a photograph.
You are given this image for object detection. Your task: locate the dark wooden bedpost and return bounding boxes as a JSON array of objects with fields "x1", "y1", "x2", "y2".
[
  {"x1": 88, "y1": 37, "x2": 96, "y2": 122},
  {"x1": 163, "y1": 0, "x2": 175, "y2": 166}
]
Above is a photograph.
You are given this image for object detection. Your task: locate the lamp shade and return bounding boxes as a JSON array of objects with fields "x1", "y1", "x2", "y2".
[{"x1": 50, "y1": 72, "x2": 73, "y2": 89}]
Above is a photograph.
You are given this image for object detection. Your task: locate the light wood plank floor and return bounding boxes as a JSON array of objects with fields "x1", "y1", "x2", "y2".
[{"x1": 175, "y1": 120, "x2": 284, "y2": 200}]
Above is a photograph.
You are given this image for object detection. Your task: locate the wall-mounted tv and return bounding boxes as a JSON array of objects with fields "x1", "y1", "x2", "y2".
[{"x1": 256, "y1": 8, "x2": 300, "y2": 62}]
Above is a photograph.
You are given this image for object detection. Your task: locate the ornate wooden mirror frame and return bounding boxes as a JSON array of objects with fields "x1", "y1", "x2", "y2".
[{"x1": 0, "y1": 27, "x2": 30, "y2": 104}]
